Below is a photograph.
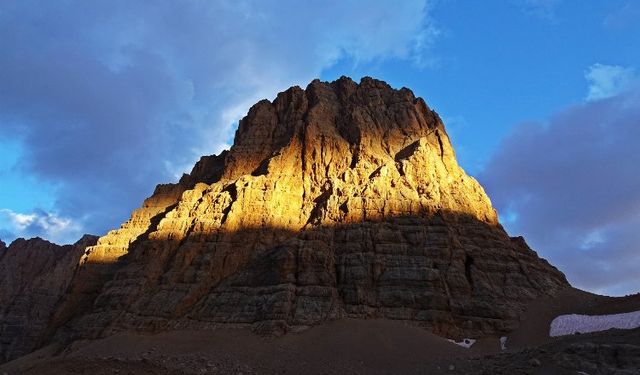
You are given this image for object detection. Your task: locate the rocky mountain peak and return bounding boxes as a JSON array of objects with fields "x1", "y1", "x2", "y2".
[
  {"x1": 69, "y1": 77, "x2": 565, "y2": 338},
  {"x1": 0, "y1": 77, "x2": 569, "y2": 363},
  {"x1": 176, "y1": 76, "x2": 496, "y2": 232}
]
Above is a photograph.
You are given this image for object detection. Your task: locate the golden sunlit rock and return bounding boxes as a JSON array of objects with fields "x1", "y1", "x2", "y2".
[
  {"x1": 0, "y1": 77, "x2": 570, "y2": 363},
  {"x1": 70, "y1": 77, "x2": 568, "y2": 340}
]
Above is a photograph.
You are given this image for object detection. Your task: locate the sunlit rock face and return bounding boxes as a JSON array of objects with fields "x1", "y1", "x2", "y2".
[
  {"x1": 0, "y1": 235, "x2": 98, "y2": 362},
  {"x1": 59, "y1": 77, "x2": 568, "y2": 341}
]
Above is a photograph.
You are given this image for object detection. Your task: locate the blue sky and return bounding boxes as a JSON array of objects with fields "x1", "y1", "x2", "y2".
[{"x1": 1, "y1": 0, "x2": 639, "y2": 296}]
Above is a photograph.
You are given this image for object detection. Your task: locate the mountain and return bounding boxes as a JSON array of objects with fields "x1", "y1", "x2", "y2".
[
  {"x1": 0, "y1": 235, "x2": 98, "y2": 362},
  {"x1": 61, "y1": 76, "x2": 569, "y2": 338},
  {"x1": 0, "y1": 77, "x2": 570, "y2": 364}
]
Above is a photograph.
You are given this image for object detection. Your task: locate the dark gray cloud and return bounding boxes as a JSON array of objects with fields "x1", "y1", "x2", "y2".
[
  {"x1": 481, "y1": 83, "x2": 640, "y2": 296},
  {"x1": 0, "y1": 1, "x2": 434, "y2": 240}
]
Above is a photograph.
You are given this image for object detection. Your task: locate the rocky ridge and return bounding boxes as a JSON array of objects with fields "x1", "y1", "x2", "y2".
[
  {"x1": 66, "y1": 77, "x2": 568, "y2": 339},
  {"x1": 1, "y1": 77, "x2": 569, "y2": 363},
  {"x1": 0, "y1": 235, "x2": 98, "y2": 362}
]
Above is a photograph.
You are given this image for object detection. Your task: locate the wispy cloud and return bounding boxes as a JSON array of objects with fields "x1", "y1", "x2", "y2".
[
  {"x1": 0, "y1": 208, "x2": 82, "y2": 244},
  {"x1": 604, "y1": 1, "x2": 640, "y2": 30},
  {"x1": 515, "y1": 0, "x2": 561, "y2": 20},
  {"x1": 585, "y1": 63, "x2": 637, "y2": 101}
]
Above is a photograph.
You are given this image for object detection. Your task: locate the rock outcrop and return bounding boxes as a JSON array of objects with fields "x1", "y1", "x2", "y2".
[
  {"x1": 0, "y1": 235, "x2": 98, "y2": 362},
  {"x1": 1, "y1": 77, "x2": 569, "y2": 363},
  {"x1": 62, "y1": 77, "x2": 568, "y2": 342}
]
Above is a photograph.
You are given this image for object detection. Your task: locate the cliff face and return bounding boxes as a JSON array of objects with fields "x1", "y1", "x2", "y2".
[
  {"x1": 64, "y1": 77, "x2": 567, "y2": 341},
  {"x1": 0, "y1": 77, "x2": 569, "y2": 363},
  {"x1": 0, "y1": 235, "x2": 98, "y2": 362}
]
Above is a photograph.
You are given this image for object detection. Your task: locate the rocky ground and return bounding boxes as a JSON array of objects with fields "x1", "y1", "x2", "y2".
[
  {"x1": 451, "y1": 327, "x2": 640, "y2": 375},
  {"x1": 2, "y1": 322, "x2": 638, "y2": 375},
  {"x1": 3, "y1": 289, "x2": 638, "y2": 375}
]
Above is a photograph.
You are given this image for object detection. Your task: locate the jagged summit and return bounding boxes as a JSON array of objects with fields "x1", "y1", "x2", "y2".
[
  {"x1": 182, "y1": 76, "x2": 452, "y2": 189},
  {"x1": 0, "y1": 77, "x2": 569, "y2": 363},
  {"x1": 176, "y1": 75, "x2": 498, "y2": 226},
  {"x1": 73, "y1": 76, "x2": 567, "y2": 335}
]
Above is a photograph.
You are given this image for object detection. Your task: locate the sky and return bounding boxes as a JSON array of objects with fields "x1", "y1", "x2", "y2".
[{"x1": 0, "y1": 0, "x2": 638, "y2": 296}]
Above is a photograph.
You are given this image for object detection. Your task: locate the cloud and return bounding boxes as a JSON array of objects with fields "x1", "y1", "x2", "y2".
[
  {"x1": 585, "y1": 63, "x2": 637, "y2": 101},
  {"x1": 604, "y1": 1, "x2": 640, "y2": 30},
  {"x1": 0, "y1": 0, "x2": 437, "y2": 239},
  {"x1": 0, "y1": 229, "x2": 15, "y2": 244},
  {"x1": 515, "y1": 0, "x2": 561, "y2": 19},
  {"x1": 481, "y1": 78, "x2": 640, "y2": 296},
  {"x1": 0, "y1": 208, "x2": 82, "y2": 245}
]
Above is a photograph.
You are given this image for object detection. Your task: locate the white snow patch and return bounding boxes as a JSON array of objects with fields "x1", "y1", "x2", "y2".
[
  {"x1": 549, "y1": 310, "x2": 640, "y2": 337},
  {"x1": 499, "y1": 336, "x2": 508, "y2": 351},
  {"x1": 447, "y1": 338, "x2": 476, "y2": 348}
]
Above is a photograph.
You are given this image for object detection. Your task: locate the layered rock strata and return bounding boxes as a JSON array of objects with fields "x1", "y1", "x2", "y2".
[
  {"x1": 66, "y1": 77, "x2": 568, "y2": 341},
  {"x1": 1, "y1": 77, "x2": 569, "y2": 363}
]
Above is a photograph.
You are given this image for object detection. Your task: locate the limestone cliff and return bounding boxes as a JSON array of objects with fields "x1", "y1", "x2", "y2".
[
  {"x1": 64, "y1": 77, "x2": 568, "y2": 341},
  {"x1": 0, "y1": 235, "x2": 98, "y2": 362}
]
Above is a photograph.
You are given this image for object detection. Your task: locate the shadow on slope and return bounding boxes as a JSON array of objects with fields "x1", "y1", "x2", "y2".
[{"x1": 47, "y1": 210, "x2": 568, "y2": 354}]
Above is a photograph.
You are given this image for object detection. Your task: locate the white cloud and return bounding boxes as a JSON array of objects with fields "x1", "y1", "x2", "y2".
[
  {"x1": 0, "y1": 208, "x2": 82, "y2": 245},
  {"x1": 585, "y1": 63, "x2": 637, "y2": 101}
]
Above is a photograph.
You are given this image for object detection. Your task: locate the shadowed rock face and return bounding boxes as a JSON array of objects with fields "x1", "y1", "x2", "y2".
[
  {"x1": 0, "y1": 77, "x2": 569, "y2": 363},
  {"x1": 0, "y1": 235, "x2": 98, "y2": 362},
  {"x1": 64, "y1": 76, "x2": 568, "y2": 340}
]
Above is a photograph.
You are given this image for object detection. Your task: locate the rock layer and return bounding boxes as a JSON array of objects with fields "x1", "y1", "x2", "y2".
[
  {"x1": 65, "y1": 77, "x2": 568, "y2": 341},
  {"x1": 1, "y1": 77, "x2": 569, "y2": 363},
  {"x1": 0, "y1": 235, "x2": 98, "y2": 362}
]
